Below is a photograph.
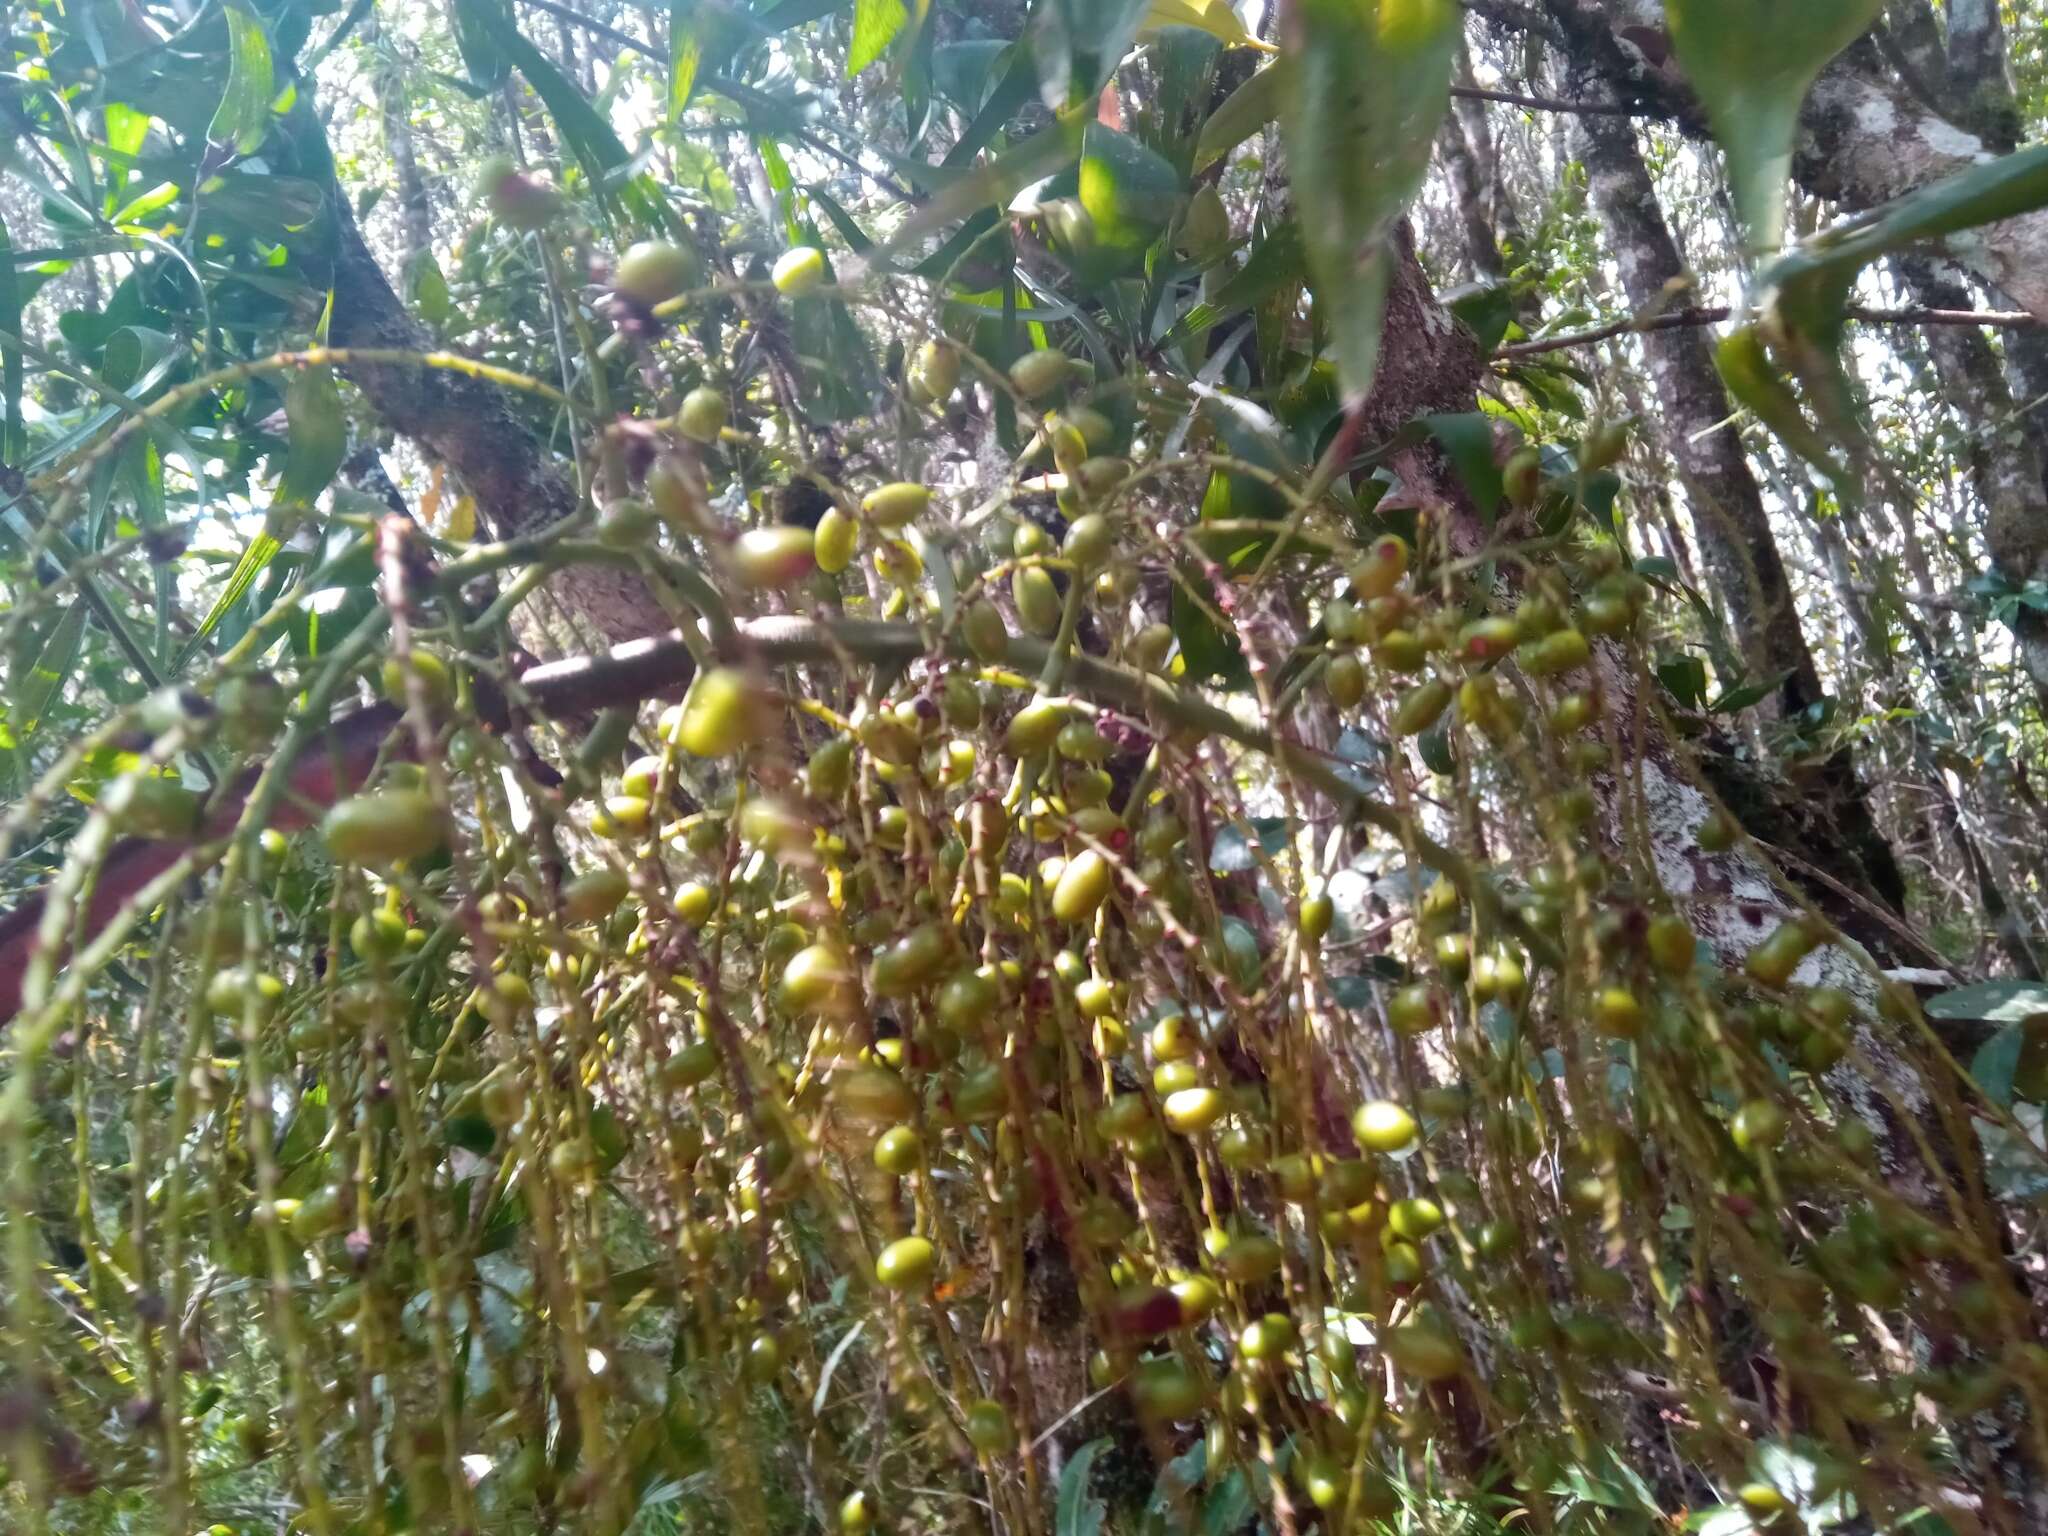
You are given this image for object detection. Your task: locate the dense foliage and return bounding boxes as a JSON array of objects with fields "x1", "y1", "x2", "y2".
[{"x1": 2, "y1": 0, "x2": 2046, "y2": 1534}]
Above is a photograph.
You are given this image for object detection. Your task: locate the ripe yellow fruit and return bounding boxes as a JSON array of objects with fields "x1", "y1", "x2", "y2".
[
  {"x1": 772, "y1": 246, "x2": 827, "y2": 296},
  {"x1": 813, "y1": 509, "x2": 857, "y2": 574},
  {"x1": 861, "y1": 482, "x2": 930, "y2": 527},
  {"x1": 669, "y1": 668, "x2": 765, "y2": 759},
  {"x1": 1052, "y1": 849, "x2": 1114, "y2": 923},
  {"x1": 1352, "y1": 1099, "x2": 1418, "y2": 1154}
]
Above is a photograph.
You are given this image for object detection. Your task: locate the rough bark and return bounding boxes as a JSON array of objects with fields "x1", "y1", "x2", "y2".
[
  {"x1": 1576, "y1": 109, "x2": 1818, "y2": 703},
  {"x1": 324, "y1": 194, "x2": 674, "y2": 647},
  {"x1": 1943, "y1": 0, "x2": 2025, "y2": 152},
  {"x1": 1533, "y1": 1, "x2": 2048, "y2": 323},
  {"x1": 365, "y1": 8, "x2": 433, "y2": 267}
]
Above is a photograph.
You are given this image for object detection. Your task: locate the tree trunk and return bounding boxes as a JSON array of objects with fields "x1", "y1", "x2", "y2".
[
  {"x1": 365, "y1": 7, "x2": 433, "y2": 268},
  {"x1": 322, "y1": 190, "x2": 675, "y2": 647}
]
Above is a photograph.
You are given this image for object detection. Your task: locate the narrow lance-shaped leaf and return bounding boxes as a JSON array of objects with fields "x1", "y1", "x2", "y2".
[
  {"x1": 1664, "y1": 0, "x2": 1884, "y2": 253},
  {"x1": 1280, "y1": 0, "x2": 1458, "y2": 405},
  {"x1": 5, "y1": 603, "x2": 89, "y2": 794},
  {"x1": 208, "y1": 0, "x2": 278, "y2": 157},
  {"x1": 0, "y1": 213, "x2": 22, "y2": 464},
  {"x1": 849, "y1": 0, "x2": 909, "y2": 75},
  {"x1": 670, "y1": 0, "x2": 703, "y2": 115}
]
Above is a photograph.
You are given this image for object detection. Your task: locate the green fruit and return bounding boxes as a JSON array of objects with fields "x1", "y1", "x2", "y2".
[
  {"x1": 1732, "y1": 1099, "x2": 1787, "y2": 1153},
  {"x1": 781, "y1": 943, "x2": 855, "y2": 1014},
  {"x1": 1130, "y1": 1356, "x2": 1204, "y2": 1420},
  {"x1": 862, "y1": 482, "x2": 931, "y2": 527},
  {"x1": 350, "y1": 908, "x2": 408, "y2": 960},
  {"x1": 1745, "y1": 918, "x2": 1821, "y2": 988},
  {"x1": 676, "y1": 386, "x2": 726, "y2": 442},
  {"x1": 323, "y1": 790, "x2": 444, "y2": 866},
  {"x1": 833, "y1": 1065, "x2": 916, "y2": 1127},
  {"x1": 1647, "y1": 912, "x2": 1696, "y2": 975},
  {"x1": 1519, "y1": 627, "x2": 1590, "y2": 677},
  {"x1": 813, "y1": 509, "x2": 858, "y2": 574},
  {"x1": 1062, "y1": 512, "x2": 1114, "y2": 571},
  {"x1": 661, "y1": 1040, "x2": 719, "y2": 1089},
  {"x1": 875, "y1": 1235, "x2": 936, "y2": 1291},
  {"x1": 1503, "y1": 444, "x2": 1544, "y2": 507},
  {"x1": 106, "y1": 773, "x2": 202, "y2": 840},
  {"x1": 912, "y1": 339, "x2": 960, "y2": 400},
  {"x1": 1387, "y1": 1196, "x2": 1444, "y2": 1240},
  {"x1": 1218, "y1": 1233, "x2": 1283, "y2": 1284},
  {"x1": 1392, "y1": 679, "x2": 1452, "y2": 737},
  {"x1": 671, "y1": 668, "x2": 764, "y2": 759},
  {"x1": 1162, "y1": 1086, "x2": 1225, "y2": 1135},
  {"x1": 219, "y1": 675, "x2": 288, "y2": 751},
  {"x1": 839, "y1": 1491, "x2": 872, "y2": 1534},
  {"x1": 745, "y1": 1332, "x2": 782, "y2": 1382},
  {"x1": 289, "y1": 1184, "x2": 348, "y2": 1245},
  {"x1": 872, "y1": 922, "x2": 949, "y2": 996},
  {"x1": 1593, "y1": 986, "x2": 1644, "y2": 1039},
  {"x1": 1325, "y1": 652, "x2": 1366, "y2": 710},
  {"x1": 1387, "y1": 983, "x2": 1443, "y2": 1037},
  {"x1": 1052, "y1": 850, "x2": 1114, "y2": 923},
  {"x1": 1238, "y1": 1312, "x2": 1295, "y2": 1361},
  {"x1": 873, "y1": 1125, "x2": 920, "y2": 1175},
  {"x1": 964, "y1": 1398, "x2": 1015, "y2": 1456},
  {"x1": 1008, "y1": 348, "x2": 1070, "y2": 400},
  {"x1": 731, "y1": 526, "x2": 816, "y2": 589},
  {"x1": 671, "y1": 882, "x2": 714, "y2": 926},
  {"x1": 1178, "y1": 183, "x2": 1230, "y2": 255},
  {"x1": 615, "y1": 240, "x2": 696, "y2": 306},
  {"x1": 963, "y1": 598, "x2": 1010, "y2": 662},
  {"x1": 1170, "y1": 1274, "x2": 1221, "y2": 1324},
  {"x1": 772, "y1": 246, "x2": 827, "y2": 296},
  {"x1": 1351, "y1": 534, "x2": 1410, "y2": 599},
  {"x1": 1384, "y1": 1317, "x2": 1463, "y2": 1381},
  {"x1": 998, "y1": 701, "x2": 1060, "y2": 758},
  {"x1": 1352, "y1": 1100, "x2": 1418, "y2": 1154},
  {"x1": 205, "y1": 966, "x2": 284, "y2": 1020},
  {"x1": 597, "y1": 498, "x2": 658, "y2": 548},
  {"x1": 1012, "y1": 565, "x2": 1064, "y2": 636},
  {"x1": 1299, "y1": 883, "x2": 1333, "y2": 942}
]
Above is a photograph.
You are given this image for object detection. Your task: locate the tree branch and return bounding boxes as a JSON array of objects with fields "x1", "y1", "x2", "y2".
[
  {"x1": 1498, "y1": 305, "x2": 2039, "y2": 359},
  {"x1": 1449, "y1": 83, "x2": 1638, "y2": 116}
]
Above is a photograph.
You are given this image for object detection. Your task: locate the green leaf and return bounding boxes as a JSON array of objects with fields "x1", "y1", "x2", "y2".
[
  {"x1": 207, "y1": 0, "x2": 277, "y2": 158},
  {"x1": 1421, "y1": 413, "x2": 1504, "y2": 524},
  {"x1": 1073, "y1": 123, "x2": 1181, "y2": 281},
  {"x1": 1970, "y1": 1024, "x2": 2025, "y2": 1109},
  {"x1": 277, "y1": 366, "x2": 348, "y2": 508},
  {"x1": 1171, "y1": 572, "x2": 1247, "y2": 687},
  {"x1": 0, "y1": 214, "x2": 21, "y2": 463},
  {"x1": 849, "y1": 0, "x2": 908, "y2": 75},
  {"x1": 1056, "y1": 1438, "x2": 1111, "y2": 1536},
  {"x1": 1741, "y1": 145, "x2": 2048, "y2": 467},
  {"x1": 1280, "y1": 0, "x2": 1458, "y2": 403},
  {"x1": 1162, "y1": 220, "x2": 1303, "y2": 347},
  {"x1": 670, "y1": 0, "x2": 703, "y2": 114},
  {"x1": 1926, "y1": 980, "x2": 2048, "y2": 1026},
  {"x1": 1142, "y1": 0, "x2": 1258, "y2": 50},
  {"x1": 181, "y1": 532, "x2": 281, "y2": 671},
  {"x1": 1665, "y1": 0, "x2": 1883, "y2": 252},
  {"x1": 5, "y1": 602, "x2": 89, "y2": 790},
  {"x1": 457, "y1": 0, "x2": 668, "y2": 230},
  {"x1": 1193, "y1": 61, "x2": 1278, "y2": 171}
]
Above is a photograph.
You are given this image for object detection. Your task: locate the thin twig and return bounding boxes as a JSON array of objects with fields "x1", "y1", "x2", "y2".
[
  {"x1": 1499, "y1": 305, "x2": 2038, "y2": 359},
  {"x1": 1450, "y1": 83, "x2": 1639, "y2": 116}
]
